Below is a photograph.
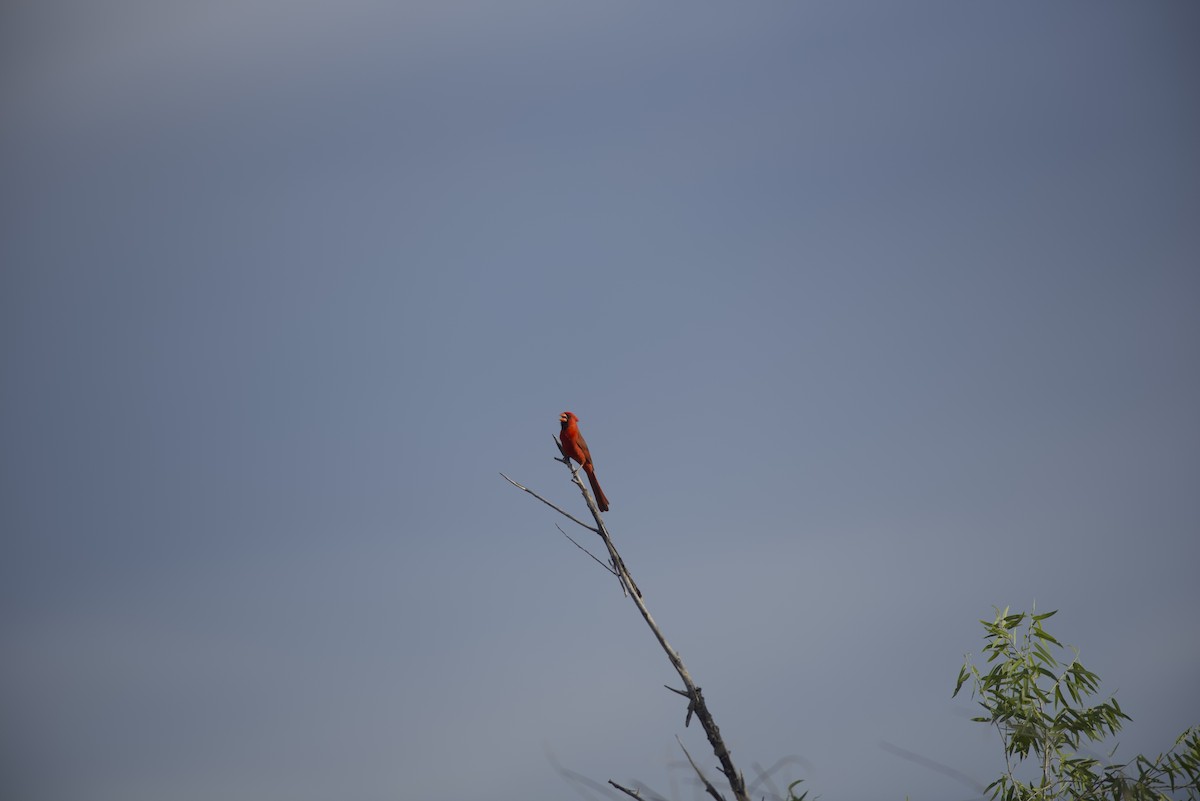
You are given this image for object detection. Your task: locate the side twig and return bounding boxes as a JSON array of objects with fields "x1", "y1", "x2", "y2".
[
  {"x1": 677, "y1": 735, "x2": 727, "y2": 801},
  {"x1": 500, "y1": 472, "x2": 597, "y2": 533},
  {"x1": 556, "y1": 523, "x2": 618, "y2": 576},
  {"x1": 608, "y1": 779, "x2": 642, "y2": 799}
]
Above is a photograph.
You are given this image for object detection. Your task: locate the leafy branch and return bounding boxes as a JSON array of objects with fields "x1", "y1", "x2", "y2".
[{"x1": 956, "y1": 607, "x2": 1200, "y2": 801}]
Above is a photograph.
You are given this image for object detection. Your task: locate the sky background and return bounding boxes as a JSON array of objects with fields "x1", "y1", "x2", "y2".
[{"x1": 2, "y1": 2, "x2": 1198, "y2": 800}]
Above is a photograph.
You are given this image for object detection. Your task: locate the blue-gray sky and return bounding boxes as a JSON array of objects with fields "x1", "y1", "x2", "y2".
[{"x1": 3, "y1": 3, "x2": 1198, "y2": 800}]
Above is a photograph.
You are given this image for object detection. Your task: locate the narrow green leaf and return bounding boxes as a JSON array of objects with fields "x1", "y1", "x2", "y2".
[
  {"x1": 954, "y1": 665, "x2": 970, "y2": 697},
  {"x1": 1032, "y1": 627, "x2": 1061, "y2": 646}
]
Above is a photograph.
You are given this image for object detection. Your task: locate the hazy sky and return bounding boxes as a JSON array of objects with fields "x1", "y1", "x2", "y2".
[{"x1": 2, "y1": 3, "x2": 1198, "y2": 800}]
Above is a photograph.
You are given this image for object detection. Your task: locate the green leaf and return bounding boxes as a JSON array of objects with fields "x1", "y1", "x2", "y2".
[
  {"x1": 1032, "y1": 642, "x2": 1056, "y2": 667},
  {"x1": 1032, "y1": 627, "x2": 1061, "y2": 646},
  {"x1": 786, "y1": 778, "x2": 809, "y2": 801},
  {"x1": 954, "y1": 664, "x2": 971, "y2": 697}
]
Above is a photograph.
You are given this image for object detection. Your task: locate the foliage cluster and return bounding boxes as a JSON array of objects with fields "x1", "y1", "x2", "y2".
[
  {"x1": 954, "y1": 608, "x2": 1199, "y2": 801},
  {"x1": 784, "y1": 608, "x2": 1199, "y2": 801}
]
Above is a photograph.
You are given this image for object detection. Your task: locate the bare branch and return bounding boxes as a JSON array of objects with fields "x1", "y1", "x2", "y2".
[
  {"x1": 504, "y1": 435, "x2": 751, "y2": 801},
  {"x1": 566, "y1": 450, "x2": 746, "y2": 799}
]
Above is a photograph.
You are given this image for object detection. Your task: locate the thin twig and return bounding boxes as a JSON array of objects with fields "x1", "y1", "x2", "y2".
[
  {"x1": 557, "y1": 523, "x2": 618, "y2": 576},
  {"x1": 546, "y1": 748, "x2": 621, "y2": 801},
  {"x1": 663, "y1": 686, "x2": 696, "y2": 726},
  {"x1": 878, "y1": 739, "x2": 986, "y2": 793},
  {"x1": 608, "y1": 779, "x2": 642, "y2": 799},
  {"x1": 677, "y1": 735, "x2": 727, "y2": 801},
  {"x1": 499, "y1": 472, "x2": 597, "y2": 533}
]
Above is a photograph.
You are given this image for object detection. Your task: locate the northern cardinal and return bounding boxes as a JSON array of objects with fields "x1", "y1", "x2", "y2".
[{"x1": 559, "y1": 411, "x2": 610, "y2": 512}]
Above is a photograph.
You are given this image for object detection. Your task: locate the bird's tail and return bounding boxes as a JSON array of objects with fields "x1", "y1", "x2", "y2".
[{"x1": 584, "y1": 466, "x2": 610, "y2": 512}]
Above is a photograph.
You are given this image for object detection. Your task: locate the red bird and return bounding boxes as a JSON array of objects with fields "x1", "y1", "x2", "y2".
[{"x1": 559, "y1": 411, "x2": 610, "y2": 512}]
